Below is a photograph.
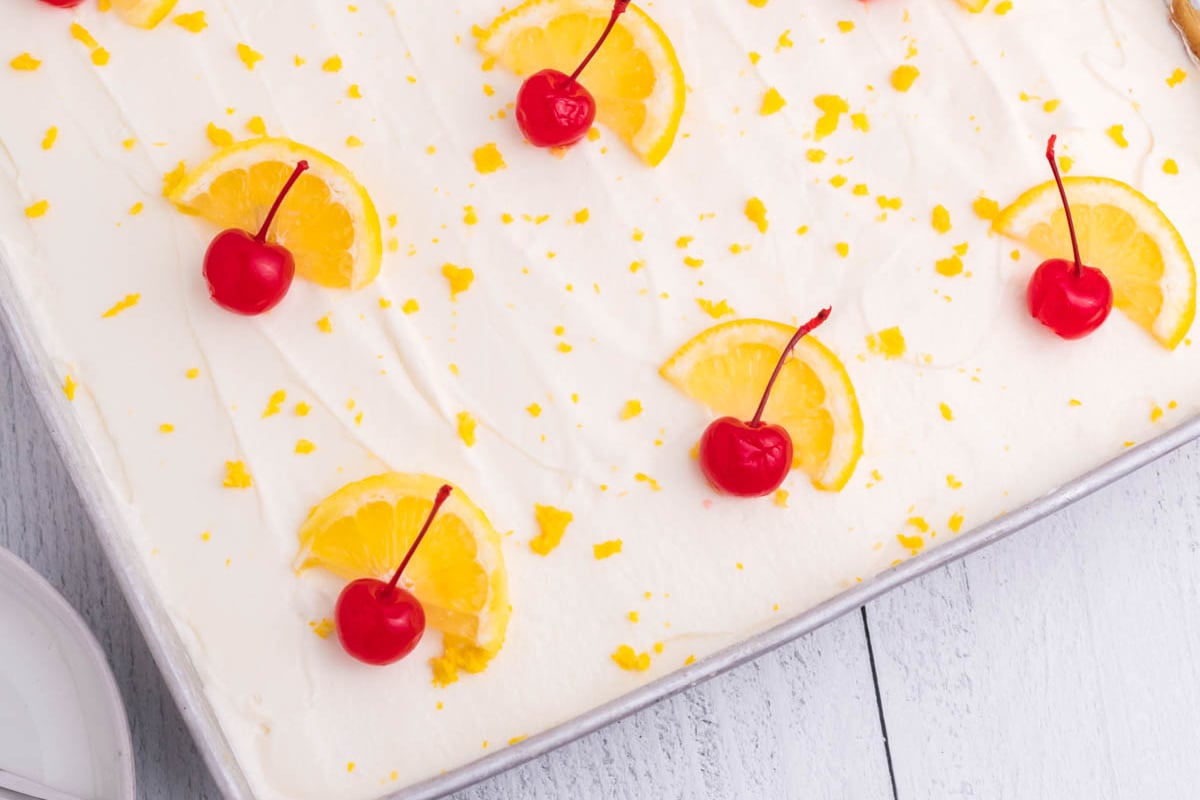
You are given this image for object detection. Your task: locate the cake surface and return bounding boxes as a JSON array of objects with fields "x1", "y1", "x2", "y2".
[{"x1": 3, "y1": 1, "x2": 1200, "y2": 798}]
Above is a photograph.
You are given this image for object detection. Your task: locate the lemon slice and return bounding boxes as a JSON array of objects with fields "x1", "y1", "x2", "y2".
[
  {"x1": 296, "y1": 473, "x2": 509, "y2": 684},
  {"x1": 478, "y1": 0, "x2": 686, "y2": 166},
  {"x1": 993, "y1": 177, "x2": 1196, "y2": 349},
  {"x1": 661, "y1": 320, "x2": 864, "y2": 492},
  {"x1": 112, "y1": 0, "x2": 179, "y2": 29},
  {"x1": 166, "y1": 138, "x2": 382, "y2": 290}
]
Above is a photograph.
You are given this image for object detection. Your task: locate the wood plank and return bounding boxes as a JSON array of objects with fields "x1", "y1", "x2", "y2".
[
  {"x1": 452, "y1": 613, "x2": 894, "y2": 800},
  {"x1": 866, "y1": 441, "x2": 1200, "y2": 799}
]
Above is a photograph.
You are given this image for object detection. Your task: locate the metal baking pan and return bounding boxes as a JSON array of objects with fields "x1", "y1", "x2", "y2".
[{"x1": 2, "y1": 247, "x2": 1197, "y2": 800}]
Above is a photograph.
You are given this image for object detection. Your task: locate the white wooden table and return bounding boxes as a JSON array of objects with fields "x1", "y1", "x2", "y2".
[{"x1": 3, "y1": 324, "x2": 1199, "y2": 800}]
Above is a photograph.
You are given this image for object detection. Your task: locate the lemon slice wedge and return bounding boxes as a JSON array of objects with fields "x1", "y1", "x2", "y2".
[
  {"x1": 661, "y1": 320, "x2": 864, "y2": 492},
  {"x1": 478, "y1": 0, "x2": 686, "y2": 166},
  {"x1": 296, "y1": 473, "x2": 509, "y2": 684},
  {"x1": 993, "y1": 176, "x2": 1196, "y2": 349},
  {"x1": 166, "y1": 138, "x2": 382, "y2": 290}
]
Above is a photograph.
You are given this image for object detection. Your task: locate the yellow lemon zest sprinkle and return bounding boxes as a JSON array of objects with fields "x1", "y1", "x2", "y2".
[
  {"x1": 593, "y1": 539, "x2": 623, "y2": 560},
  {"x1": 223, "y1": 460, "x2": 252, "y2": 489},
  {"x1": 101, "y1": 294, "x2": 140, "y2": 318},
  {"x1": 530, "y1": 505, "x2": 573, "y2": 556},
  {"x1": 457, "y1": 411, "x2": 477, "y2": 447}
]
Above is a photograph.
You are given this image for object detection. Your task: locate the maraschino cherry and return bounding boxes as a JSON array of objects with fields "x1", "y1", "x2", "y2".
[
  {"x1": 1025, "y1": 135, "x2": 1113, "y2": 339},
  {"x1": 202, "y1": 160, "x2": 308, "y2": 315},
  {"x1": 699, "y1": 307, "x2": 832, "y2": 498},
  {"x1": 515, "y1": 0, "x2": 630, "y2": 149},
  {"x1": 37, "y1": 0, "x2": 84, "y2": 7},
  {"x1": 335, "y1": 485, "x2": 451, "y2": 666}
]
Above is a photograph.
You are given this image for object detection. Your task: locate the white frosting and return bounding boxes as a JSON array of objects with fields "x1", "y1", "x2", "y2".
[{"x1": 2, "y1": 1, "x2": 1200, "y2": 797}]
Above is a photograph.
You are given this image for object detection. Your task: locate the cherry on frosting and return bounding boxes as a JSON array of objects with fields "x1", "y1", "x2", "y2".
[
  {"x1": 1026, "y1": 135, "x2": 1113, "y2": 339},
  {"x1": 698, "y1": 307, "x2": 832, "y2": 498},
  {"x1": 334, "y1": 485, "x2": 452, "y2": 666},
  {"x1": 515, "y1": 0, "x2": 630, "y2": 150},
  {"x1": 202, "y1": 161, "x2": 307, "y2": 315},
  {"x1": 37, "y1": 0, "x2": 85, "y2": 7}
]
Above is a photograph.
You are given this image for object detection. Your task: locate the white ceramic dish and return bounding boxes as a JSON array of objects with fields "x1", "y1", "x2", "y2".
[{"x1": 0, "y1": 546, "x2": 135, "y2": 800}]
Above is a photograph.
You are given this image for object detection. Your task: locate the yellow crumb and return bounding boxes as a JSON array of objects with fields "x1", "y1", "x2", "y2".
[
  {"x1": 10, "y1": 53, "x2": 41, "y2": 71},
  {"x1": 620, "y1": 400, "x2": 643, "y2": 420},
  {"x1": 101, "y1": 294, "x2": 139, "y2": 318},
  {"x1": 891, "y1": 65, "x2": 920, "y2": 92},
  {"x1": 309, "y1": 618, "x2": 335, "y2": 639},
  {"x1": 634, "y1": 473, "x2": 661, "y2": 491},
  {"x1": 745, "y1": 197, "x2": 769, "y2": 233},
  {"x1": 530, "y1": 504, "x2": 573, "y2": 556},
  {"x1": 207, "y1": 122, "x2": 234, "y2": 148},
  {"x1": 972, "y1": 196, "x2": 1000, "y2": 221},
  {"x1": 237, "y1": 43, "x2": 264, "y2": 70},
  {"x1": 223, "y1": 460, "x2": 253, "y2": 489},
  {"x1": 473, "y1": 143, "x2": 506, "y2": 174},
  {"x1": 611, "y1": 645, "x2": 651, "y2": 672},
  {"x1": 866, "y1": 326, "x2": 906, "y2": 359},
  {"x1": 760, "y1": 87, "x2": 787, "y2": 116},
  {"x1": 813, "y1": 94, "x2": 849, "y2": 140},
  {"x1": 932, "y1": 204, "x2": 951, "y2": 233},
  {"x1": 442, "y1": 263, "x2": 474, "y2": 300},
  {"x1": 457, "y1": 411, "x2": 477, "y2": 447},
  {"x1": 697, "y1": 298, "x2": 735, "y2": 318},
  {"x1": 593, "y1": 539, "x2": 623, "y2": 560},
  {"x1": 261, "y1": 390, "x2": 286, "y2": 418},
  {"x1": 295, "y1": 439, "x2": 316, "y2": 455},
  {"x1": 936, "y1": 255, "x2": 963, "y2": 277},
  {"x1": 174, "y1": 11, "x2": 207, "y2": 33}
]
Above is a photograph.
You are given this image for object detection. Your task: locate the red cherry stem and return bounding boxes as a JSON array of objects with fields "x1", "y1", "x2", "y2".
[
  {"x1": 383, "y1": 484, "x2": 453, "y2": 596},
  {"x1": 750, "y1": 307, "x2": 832, "y2": 427},
  {"x1": 254, "y1": 160, "x2": 309, "y2": 243},
  {"x1": 568, "y1": 0, "x2": 631, "y2": 83},
  {"x1": 1044, "y1": 135, "x2": 1083, "y2": 278}
]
